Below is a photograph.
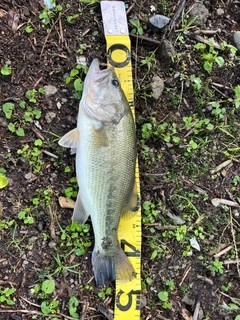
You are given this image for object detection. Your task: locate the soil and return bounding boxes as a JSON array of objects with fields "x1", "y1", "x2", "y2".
[{"x1": 0, "y1": 0, "x2": 240, "y2": 320}]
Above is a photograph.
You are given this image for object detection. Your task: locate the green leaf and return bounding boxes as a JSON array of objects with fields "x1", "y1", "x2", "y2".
[
  {"x1": 41, "y1": 301, "x2": 51, "y2": 314},
  {"x1": 19, "y1": 101, "x2": 26, "y2": 109},
  {"x1": 215, "y1": 56, "x2": 224, "y2": 67},
  {"x1": 203, "y1": 61, "x2": 212, "y2": 72},
  {"x1": 158, "y1": 291, "x2": 168, "y2": 302},
  {"x1": 16, "y1": 128, "x2": 25, "y2": 137},
  {"x1": 1, "y1": 65, "x2": 12, "y2": 75},
  {"x1": 74, "y1": 78, "x2": 84, "y2": 92},
  {"x1": 42, "y1": 279, "x2": 55, "y2": 294},
  {"x1": 2, "y1": 102, "x2": 14, "y2": 119},
  {"x1": 0, "y1": 175, "x2": 9, "y2": 189}
]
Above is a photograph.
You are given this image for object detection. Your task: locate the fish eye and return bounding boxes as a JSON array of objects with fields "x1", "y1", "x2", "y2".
[{"x1": 111, "y1": 79, "x2": 119, "y2": 87}]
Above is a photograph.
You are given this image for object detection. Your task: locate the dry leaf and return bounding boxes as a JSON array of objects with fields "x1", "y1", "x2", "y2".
[{"x1": 58, "y1": 196, "x2": 75, "y2": 209}]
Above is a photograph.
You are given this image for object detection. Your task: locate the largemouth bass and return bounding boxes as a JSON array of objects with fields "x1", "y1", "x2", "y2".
[{"x1": 59, "y1": 59, "x2": 137, "y2": 287}]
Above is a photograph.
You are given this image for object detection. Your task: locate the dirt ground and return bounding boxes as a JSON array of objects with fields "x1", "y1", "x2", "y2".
[{"x1": 0, "y1": 0, "x2": 240, "y2": 319}]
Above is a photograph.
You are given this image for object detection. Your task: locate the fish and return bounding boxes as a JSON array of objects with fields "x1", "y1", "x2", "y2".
[{"x1": 59, "y1": 58, "x2": 138, "y2": 287}]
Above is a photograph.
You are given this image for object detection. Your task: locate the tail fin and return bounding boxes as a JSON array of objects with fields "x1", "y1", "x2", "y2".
[{"x1": 92, "y1": 247, "x2": 136, "y2": 287}]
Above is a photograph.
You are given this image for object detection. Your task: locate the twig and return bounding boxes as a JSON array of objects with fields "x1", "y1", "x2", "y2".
[
  {"x1": 196, "y1": 274, "x2": 213, "y2": 285},
  {"x1": 48, "y1": 205, "x2": 57, "y2": 240},
  {"x1": 193, "y1": 297, "x2": 201, "y2": 320},
  {"x1": 80, "y1": 300, "x2": 89, "y2": 320},
  {"x1": 163, "y1": 0, "x2": 187, "y2": 40},
  {"x1": 33, "y1": 76, "x2": 43, "y2": 88},
  {"x1": 42, "y1": 150, "x2": 59, "y2": 159},
  {"x1": 179, "y1": 265, "x2": 191, "y2": 286},
  {"x1": 130, "y1": 33, "x2": 161, "y2": 45},
  {"x1": 187, "y1": 33, "x2": 221, "y2": 49},
  {"x1": 230, "y1": 209, "x2": 240, "y2": 277},
  {"x1": 31, "y1": 126, "x2": 45, "y2": 140},
  {"x1": 214, "y1": 243, "x2": 240, "y2": 259}
]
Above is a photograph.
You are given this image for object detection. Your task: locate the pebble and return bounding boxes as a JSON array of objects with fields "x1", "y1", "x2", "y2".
[
  {"x1": 149, "y1": 14, "x2": 170, "y2": 30},
  {"x1": 48, "y1": 240, "x2": 57, "y2": 248},
  {"x1": 25, "y1": 172, "x2": 36, "y2": 180},
  {"x1": 188, "y1": 3, "x2": 209, "y2": 27},
  {"x1": 57, "y1": 101, "x2": 61, "y2": 109},
  {"x1": 151, "y1": 75, "x2": 164, "y2": 99},
  {"x1": 29, "y1": 236, "x2": 38, "y2": 245},
  {"x1": 158, "y1": 40, "x2": 176, "y2": 61},
  {"x1": 45, "y1": 111, "x2": 56, "y2": 123},
  {"x1": 44, "y1": 84, "x2": 58, "y2": 96},
  {"x1": 216, "y1": 8, "x2": 224, "y2": 16},
  {"x1": 233, "y1": 31, "x2": 240, "y2": 51},
  {"x1": 0, "y1": 117, "x2": 8, "y2": 127}
]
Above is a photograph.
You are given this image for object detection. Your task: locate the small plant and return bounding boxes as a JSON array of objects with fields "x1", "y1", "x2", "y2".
[
  {"x1": 140, "y1": 52, "x2": 156, "y2": 74},
  {"x1": 0, "y1": 287, "x2": 16, "y2": 305},
  {"x1": 142, "y1": 201, "x2": 159, "y2": 224},
  {"x1": 25, "y1": 19, "x2": 34, "y2": 33},
  {"x1": 69, "y1": 296, "x2": 79, "y2": 318},
  {"x1": 26, "y1": 89, "x2": 37, "y2": 103},
  {"x1": 158, "y1": 291, "x2": 172, "y2": 309},
  {"x1": 60, "y1": 221, "x2": 91, "y2": 256},
  {"x1": 130, "y1": 19, "x2": 143, "y2": 35},
  {"x1": 1, "y1": 64, "x2": 12, "y2": 75},
  {"x1": 17, "y1": 143, "x2": 44, "y2": 173},
  {"x1": 2, "y1": 102, "x2": 14, "y2": 119},
  {"x1": 80, "y1": 0, "x2": 99, "y2": 4},
  {"x1": 98, "y1": 287, "x2": 112, "y2": 300},
  {"x1": 221, "y1": 282, "x2": 232, "y2": 292},
  {"x1": 66, "y1": 64, "x2": 88, "y2": 99},
  {"x1": 64, "y1": 177, "x2": 78, "y2": 198},
  {"x1": 67, "y1": 14, "x2": 79, "y2": 24},
  {"x1": 8, "y1": 122, "x2": 25, "y2": 136},
  {"x1": 18, "y1": 208, "x2": 34, "y2": 224},
  {"x1": 194, "y1": 42, "x2": 224, "y2": 73},
  {"x1": 234, "y1": 85, "x2": 240, "y2": 109},
  {"x1": 39, "y1": 4, "x2": 63, "y2": 26},
  {"x1": 210, "y1": 259, "x2": 224, "y2": 274}
]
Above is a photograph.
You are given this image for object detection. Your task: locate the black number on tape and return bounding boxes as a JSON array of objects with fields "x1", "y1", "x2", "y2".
[
  {"x1": 116, "y1": 289, "x2": 141, "y2": 311},
  {"x1": 121, "y1": 239, "x2": 140, "y2": 257},
  {"x1": 107, "y1": 44, "x2": 131, "y2": 68}
]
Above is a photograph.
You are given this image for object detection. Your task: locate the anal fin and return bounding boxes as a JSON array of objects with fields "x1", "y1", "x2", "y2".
[{"x1": 72, "y1": 192, "x2": 89, "y2": 224}]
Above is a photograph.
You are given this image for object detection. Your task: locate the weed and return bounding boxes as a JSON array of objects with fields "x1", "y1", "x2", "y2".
[
  {"x1": 60, "y1": 221, "x2": 91, "y2": 257},
  {"x1": 210, "y1": 259, "x2": 224, "y2": 274},
  {"x1": 130, "y1": 19, "x2": 143, "y2": 35},
  {"x1": 221, "y1": 282, "x2": 232, "y2": 292},
  {"x1": 67, "y1": 14, "x2": 79, "y2": 24},
  {"x1": 98, "y1": 287, "x2": 112, "y2": 300},
  {"x1": 2, "y1": 102, "x2": 14, "y2": 119},
  {"x1": 0, "y1": 219, "x2": 14, "y2": 231},
  {"x1": 0, "y1": 287, "x2": 16, "y2": 305},
  {"x1": 1, "y1": 64, "x2": 12, "y2": 75},
  {"x1": 140, "y1": 52, "x2": 156, "y2": 74},
  {"x1": 39, "y1": 4, "x2": 63, "y2": 26},
  {"x1": 194, "y1": 42, "x2": 225, "y2": 73},
  {"x1": 66, "y1": 64, "x2": 88, "y2": 99},
  {"x1": 25, "y1": 19, "x2": 34, "y2": 33},
  {"x1": 69, "y1": 296, "x2": 79, "y2": 318},
  {"x1": 142, "y1": 201, "x2": 159, "y2": 224},
  {"x1": 64, "y1": 177, "x2": 78, "y2": 198},
  {"x1": 17, "y1": 143, "x2": 44, "y2": 173},
  {"x1": 18, "y1": 208, "x2": 34, "y2": 224}
]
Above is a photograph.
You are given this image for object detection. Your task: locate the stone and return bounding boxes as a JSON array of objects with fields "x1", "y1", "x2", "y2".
[
  {"x1": 44, "y1": 84, "x2": 58, "y2": 96},
  {"x1": 216, "y1": 8, "x2": 224, "y2": 16},
  {"x1": 151, "y1": 75, "x2": 164, "y2": 99},
  {"x1": 45, "y1": 111, "x2": 56, "y2": 124},
  {"x1": 233, "y1": 31, "x2": 240, "y2": 51},
  {"x1": 158, "y1": 40, "x2": 176, "y2": 61},
  {"x1": 149, "y1": 14, "x2": 170, "y2": 30},
  {"x1": 188, "y1": 3, "x2": 209, "y2": 27}
]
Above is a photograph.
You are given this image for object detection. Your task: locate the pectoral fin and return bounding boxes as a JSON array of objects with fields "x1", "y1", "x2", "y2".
[
  {"x1": 121, "y1": 181, "x2": 140, "y2": 220},
  {"x1": 72, "y1": 192, "x2": 89, "y2": 224},
  {"x1": 58, "y1": 128, "x2": 79, "y2": 150}
]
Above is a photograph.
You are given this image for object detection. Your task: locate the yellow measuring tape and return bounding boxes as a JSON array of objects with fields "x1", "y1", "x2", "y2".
[{"x1": 101, "y1": 2, "x2": 141, "y2": 319}]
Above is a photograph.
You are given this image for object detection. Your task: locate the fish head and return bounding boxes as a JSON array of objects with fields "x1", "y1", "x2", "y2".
[{"x1": 81, "y1": 59, "x2": 127, "y2": 124}]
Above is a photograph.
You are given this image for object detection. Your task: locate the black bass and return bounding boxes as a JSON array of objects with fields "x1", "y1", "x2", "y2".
[{"x1": 59, "y1": 59, "x2": 137, "y2": 287}]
